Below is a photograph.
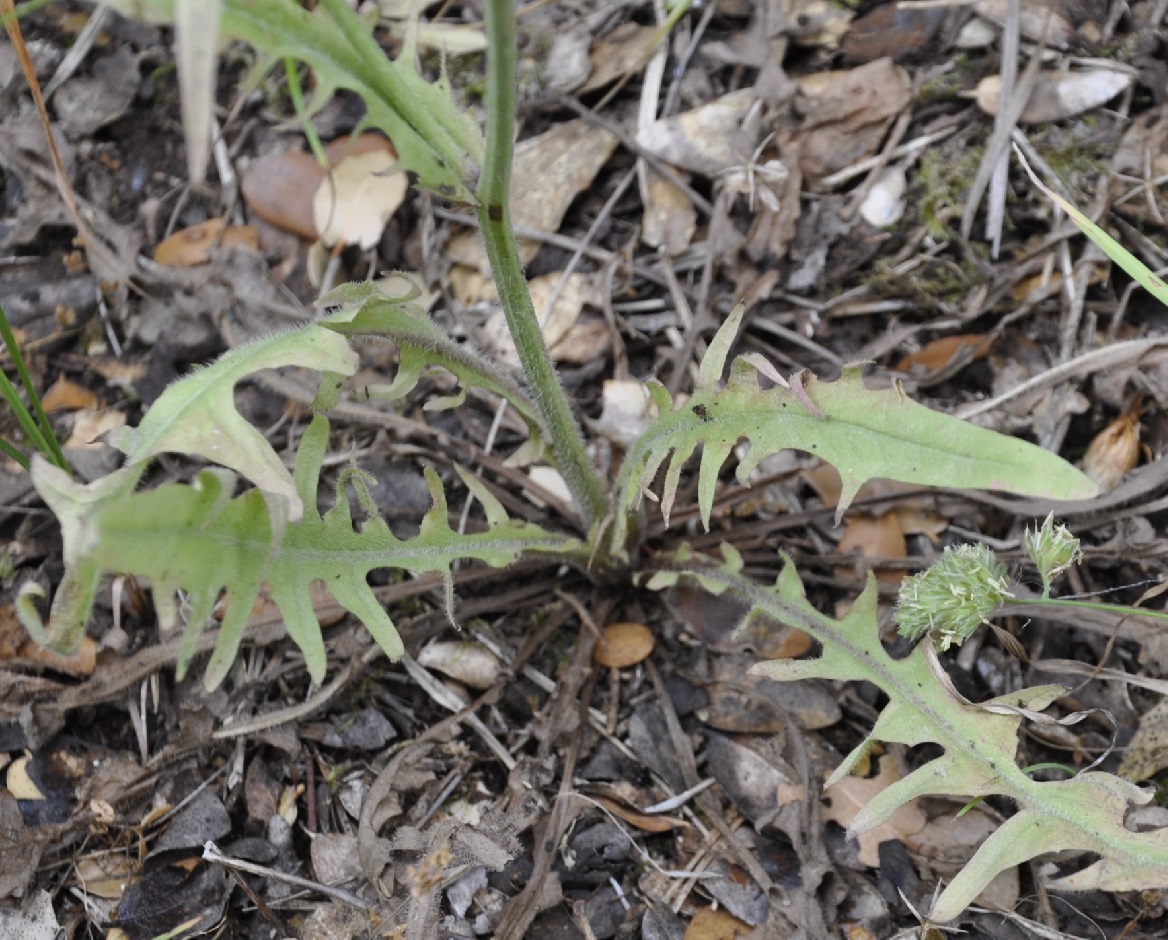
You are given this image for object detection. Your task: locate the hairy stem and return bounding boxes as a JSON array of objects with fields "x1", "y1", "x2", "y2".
[{"x1": 475, "y1": 0, "x2": 607, "y2": 530}]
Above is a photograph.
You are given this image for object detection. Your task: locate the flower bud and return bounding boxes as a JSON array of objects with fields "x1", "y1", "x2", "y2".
[
  {"x1": 1024, "y1": 512, "x2": 1081, "y2": 598},
  {"x1": 894, "y1": 544, "x2": 1012, "y2": 650}
]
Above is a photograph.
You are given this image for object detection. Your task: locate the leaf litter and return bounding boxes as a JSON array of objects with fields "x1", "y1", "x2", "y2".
[{"x1": 4, "y1": 0, "x2": 1168, "y2": 937}]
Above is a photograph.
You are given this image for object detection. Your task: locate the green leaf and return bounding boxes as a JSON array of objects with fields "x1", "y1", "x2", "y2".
[
  {"x1": 319, "y1": 279, "x2": 551, "y2": 452},
  {"x1": 614, "y1": 360, "x2": 1097, "y2": 545},
  {"x1": 108, "y1": 324, "x2": 358, "y2": 519},
  {"x1": 1015, "y1": 144, "x2": 1168, "y2": 309},
  {"x1": 666, "y1": 551, "x2": 1168, "y2": 923},
  {"x1": 33, "y1": 415, "x2": 579, "y2": 689}
]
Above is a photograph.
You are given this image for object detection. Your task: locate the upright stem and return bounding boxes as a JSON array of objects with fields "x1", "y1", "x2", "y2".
[{"x1": 476, "y1": 0, "x2": 607, "y2": 530}]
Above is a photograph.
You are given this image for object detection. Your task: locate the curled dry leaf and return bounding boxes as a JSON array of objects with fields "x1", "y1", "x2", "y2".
[
  {"x1": 416, "y1": 641, "x2": 502, "y2": 690},
  {"x1": 1082, "y1": 402, "x2": 1142, "y2": 490},
  {"x1": 313, "y1": 150, "x2": 408, "y2": 249},
  {"x1": 594, "y1": 622, "x2": 655, "y2": 669},
  {"x1": 594, "y1": 796, "x2": 686, "y2": 833},
  {"x1": 975, "y1": 68, "x2": 1133, "y2": 124},
  {"x1": 152, "y1": 218, "x2": 260, "y2": 267}
]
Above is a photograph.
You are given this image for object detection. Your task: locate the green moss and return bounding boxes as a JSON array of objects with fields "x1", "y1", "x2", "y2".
[{"x1": 916, "y1": 142, "x2": 986, "y2": 241}]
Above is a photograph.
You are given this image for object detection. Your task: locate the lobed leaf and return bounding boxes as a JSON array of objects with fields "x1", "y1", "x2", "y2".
[
  {"x1": 613, "y1": 313, "x2": 1097, "y2": 546},
  {"x1": 31, "y1": 415, "x2": 579, "y2": 689},
  {"x1": 318, "y1": 280, "x2": 550, "y2": 450},
  {"x1": 108, "y1": 324, "x2": 358, "y2": 520},
  {"x1": 667, "y1": 552, "x2": 1168, "y2": 922}
]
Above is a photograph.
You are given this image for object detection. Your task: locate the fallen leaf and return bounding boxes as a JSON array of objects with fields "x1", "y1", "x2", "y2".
[
  {"x1": 448, "y1": 120, "x2": 619, "y2": 270},
  {"x1": 859, "y1": 166, "x2": 907, "y2": 227},
  {"x1": 789, "y1": 59, "x2": 913, "y2": 184},
  {"x1": 41, "y1": 377, "x2": 96, "y2": 413},
  {"x1": 594, "y1": 796, "x2": 686, "y2": 833},
  {"x1": 1082, "y1": 400, "x2": 1142, "y2": 491},
  {"x1": 684, "y1": 906, "x2": 752, "y2": 940},
  {"x1": 594, "y1": 622, "x2": 655, "y2": 669},
  {"x1": 592, "y1": 380, "x2": 657, "y2": 448},
  {"x1": 241, "y1": 133, "x2": 396, "y2": 238},
  {"x1": 313, "y1": 150, "x2": 408, "y2": 249},
  {"x1": 843, "y1": 3, "x2": 949, "y2": 64},
  {"x1": 975, "y1": 68, "x2": 1133, "y2": 124},
  {"x1": 636, "y1": 89, "x2": 756, "y2": 177},
  {"x1": 907, "y1": 806, "x2": 1020, "y2": 912},
  {"x1": 74, "y1": 853, "x2": 139, "y2": 900},
  {"x1": 821, "y1": 754, "x2": 927, "y2": 867},
  {"x1": 1120, "y1": 697, "x2": 1168, "y2": 782},
  {"x1": 895, "y1": 334, "x2": 993, "y2": 375},
  {"x1": 416, "y1": 641, "x2": 502, "y2": 690},
  {"x1": 974, "y1": 0, "x2": 1074, "y2": 45},
  {"x1": 642, "y1": 171, "x2": 697, "y2": 253},
  {"x1": 153, "y1": 218, "x2": 260, "y2": 267},
  {"x1": 582, "y1": 22, "x2": 659, "y2": 92},
  {"x1": 66, "y1": 407, "x2": 126, "y2": 449},
  {"x1": 837, "y1": 510, "x2": 907, "y2": 584},
  {"x1": 481, "y1": 272, "x2": 598, "y2": 365}
]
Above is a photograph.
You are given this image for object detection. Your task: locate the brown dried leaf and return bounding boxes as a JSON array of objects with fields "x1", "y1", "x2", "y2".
[
  {"x1": 635, "y1": 89, "x2": 756, "y2": 177},
  {"x1": 895, "y1": 334, "x2": 992, "y2": 375},
  {"x1": 1082, "y1": 402, "x2": 1141, "y2": 491},
  {"x1": 788, "y1": 58, "x2": 912, "y2": 183},
  {"x1": 594, "y1": 796, "x2": 686, "y2": 834},
  {"x1": 594, "y1": 622, "x2": 655, "y2": 669},
  {"x1": 152, "y1": 218, "x2": 260, "y2": 267},
  {"x1": 837, "y1": 510, "x2": 907, "y2": 584},
  {"x1": 684, "y1": 906, "x2": 753, "y2": 940},
  {"x1": 40, "y1": 377, "x2": 96, "y2": 413},
  {"x1": 821, "y1": 754, "x2": 927, "y2": 866},
  {"x1": 581, "y1": 22, "x2": 658, "y2": 92},
  {"x1": 416, "y1": 641, "x2": 502, "y2": 690}
]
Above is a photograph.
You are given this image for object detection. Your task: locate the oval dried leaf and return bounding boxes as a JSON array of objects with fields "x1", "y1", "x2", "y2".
[
  {"x1": 153, "y1": 218, "x2": 259, "y2": 267},
  {"x1": 1082, "y1": 408, "x2": 1141, "y2": 490},
  {"x1": 594, "y1": 622, "x2": 655, "y2": 669},
  {"x1": 416, "y1": 641, "x2": 502, "y2": 690},
  {"x1": 975, "y1": 69, "x2": 1133, "y2": 124},
  {"x1": 313, "y1": 150, "x2": 408, "y2": 248}
]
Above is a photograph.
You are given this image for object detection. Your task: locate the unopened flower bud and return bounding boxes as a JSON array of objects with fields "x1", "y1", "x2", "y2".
[{"x1": 1024, "y1": 512, "x2": 1081, "y2": 598}]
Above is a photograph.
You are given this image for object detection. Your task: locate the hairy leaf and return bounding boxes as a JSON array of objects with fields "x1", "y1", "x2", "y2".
[
  {"x1": 93, "y1": 0, "x2": 483, "y2": 201},
  {"x1": 30, "y1": 416, "x2": 579, "y2": 689},
  {"x1": 669, "y1": 551, "x2": 1168, "y2": 922},
  {"x1": 318, "y1": 280, "x2": 549, "y2": 448},
  {"x1": 613, "y1": 312, "x2": 1097, "y2": 545},
  {"x1": 108, "y1": 324, "x2": 357, "y2": 519}
]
